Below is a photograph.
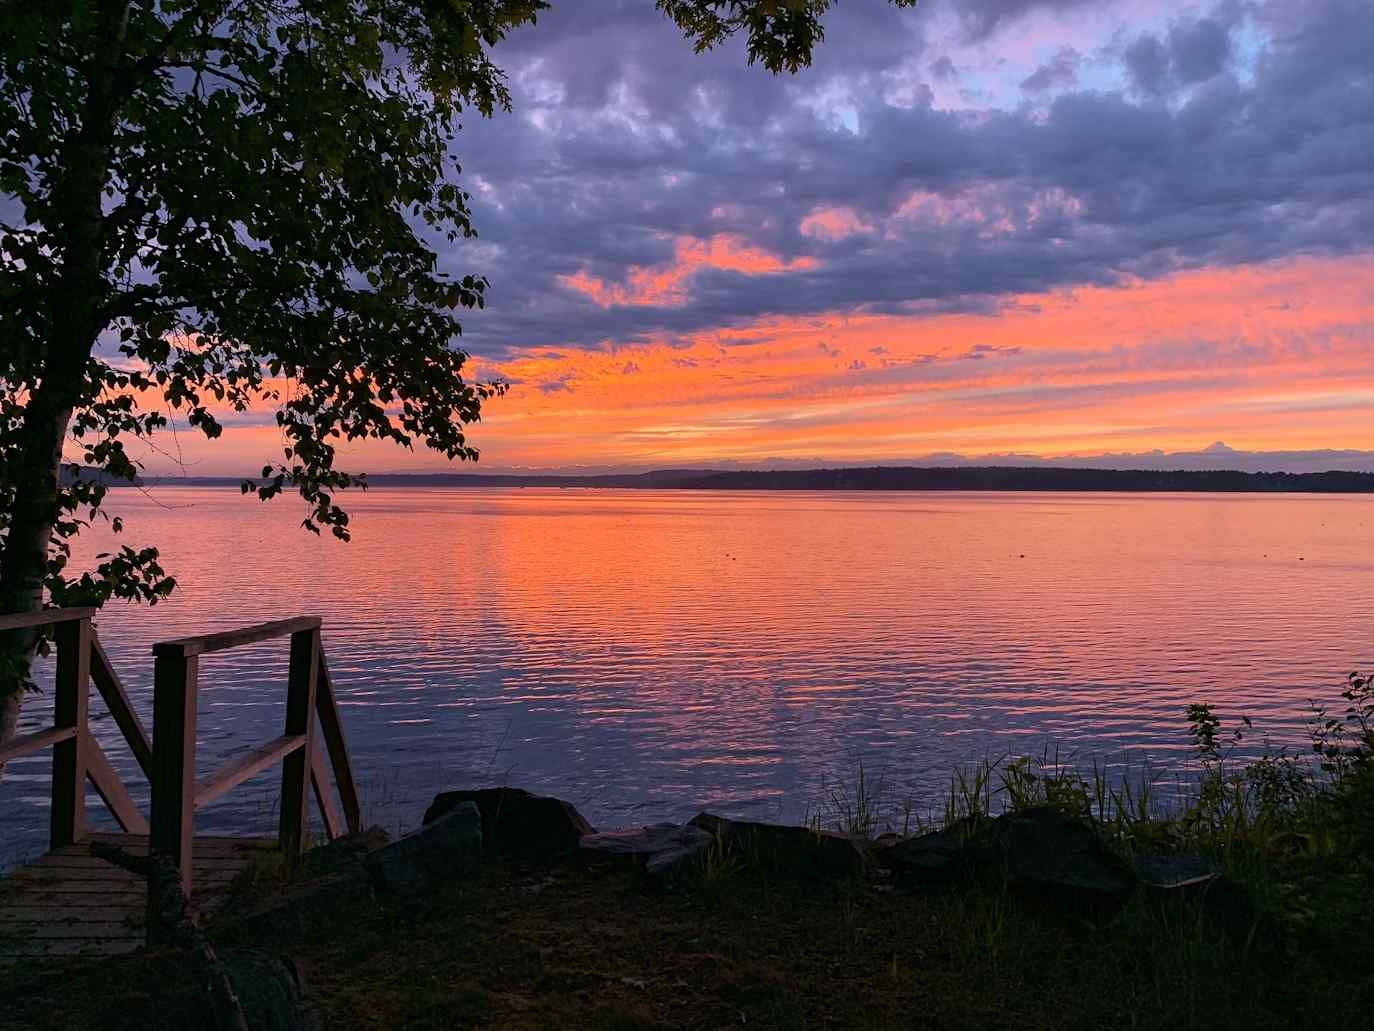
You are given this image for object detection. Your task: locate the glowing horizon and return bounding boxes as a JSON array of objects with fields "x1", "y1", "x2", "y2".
[
  {"x1": 101, "y1": 0, "x2": 1374, "y2": 477},
  {"x1": 123, "y1": 252, "x2": 1374, "y2": 476}
]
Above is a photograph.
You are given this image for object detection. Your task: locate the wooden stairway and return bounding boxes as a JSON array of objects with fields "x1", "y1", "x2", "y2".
[{"x1": 0, "y1": 608, "x2": 361, "y2": 961}]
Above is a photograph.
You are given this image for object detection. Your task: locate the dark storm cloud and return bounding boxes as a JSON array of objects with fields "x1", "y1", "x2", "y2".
[
  {"x1": 1122, "y1": 33, "x2": 1171, "y2": 97},
  {"x1": 1168, "y1": 17, "x2": 1232, "y2": 84},
  {"x1": 1124, "y1": 12, "x2": 1236, "y2": 96},
  {"x1": 955, "y1": 0, "x2": 1097, "y2": 42},
  {"x1": 439, "y1": 0, "x2": 1374, "y2": 356},
  {"x1": 1020, "y1": 48, "x2": 1081, "y2": 93}
]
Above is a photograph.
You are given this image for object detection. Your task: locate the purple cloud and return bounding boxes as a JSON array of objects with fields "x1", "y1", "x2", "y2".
[{"x1": 424, "y1": 0, "x2": 1374, "y2": 358}]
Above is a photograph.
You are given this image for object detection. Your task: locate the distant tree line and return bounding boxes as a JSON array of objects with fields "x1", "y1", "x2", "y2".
[
  {"x1": 672, "y1": 467, "x2": 1374, "y2": 492},
  {"x1": 80, "y1": 466, "x2": 1374, "y2": 493}
]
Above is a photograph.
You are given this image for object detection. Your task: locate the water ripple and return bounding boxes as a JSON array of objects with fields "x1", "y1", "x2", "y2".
[{"x1": 2, "y1": 488, "x2": 1369, "y2": 865}]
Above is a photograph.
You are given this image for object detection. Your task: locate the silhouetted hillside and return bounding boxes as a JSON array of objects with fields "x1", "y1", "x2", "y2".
[
  {"x1": 96, "y1": 466, "x2": 1374, "y2": 492},
  {"x1": 671, "y1": 466, "x2": 1374, "y2": 492}
]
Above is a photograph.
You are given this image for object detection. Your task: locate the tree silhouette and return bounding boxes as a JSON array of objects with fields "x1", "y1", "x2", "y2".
[{"x1": 0, "y1": 0, "x2": 916, "y2": 743}]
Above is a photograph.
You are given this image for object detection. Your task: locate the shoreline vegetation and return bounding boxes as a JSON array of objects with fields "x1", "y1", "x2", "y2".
[
  {"x1": 68, "y1": 464, "x2": 1374, "y2": 493},
  {"x1": 5, "y1": 685, "x2": 1373, "y2": 1030}
]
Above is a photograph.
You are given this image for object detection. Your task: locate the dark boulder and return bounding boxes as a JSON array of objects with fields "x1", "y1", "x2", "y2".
[
  {"x1": 875, "y1": 808, "x2": 1136, "y2": 915},
  {"x1": 366, "y1": 801, "x2": 482, "y2": 893},
  {"x1": 222, "y1": 949, "x2": 319, "y2": 1031},
  {"x1": 687, "y1": 812, "x2": 865, "y2": 879},
  {"x1": 217, "y1": 871, "x2": 372, "y2": 943},
  {"x1": 993, "y1": 807, "x2": 1136, "y2": 914},
  {"x1": 872, "y1": 817, "x2": 990, "y2": 886},
  {"x1": 1132, "y1": 853, "x2": 1222, "y2": 892},
  {"x1": 300, "y1": 826, "x2": 392, "y2": 879},
  {"x1": 579, "y1": 822, "x2": 712, "y2": 876},
  {"x1": 424, "y1": 787, "x2": 594, "y2": 859},
  {"x1": 1133, "y1": 855, "x2": 1269, "y2": 943},
  {"x1": 105, "y1": 949, "x2": 319, "y2": 1031}
]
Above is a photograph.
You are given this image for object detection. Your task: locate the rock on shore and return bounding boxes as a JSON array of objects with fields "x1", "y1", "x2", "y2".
[{"x1": 425, "y1": 786, "x2": 595, "y2": 858}]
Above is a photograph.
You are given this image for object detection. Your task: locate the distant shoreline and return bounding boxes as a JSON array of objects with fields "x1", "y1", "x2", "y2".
[{"x1": 76, "y1": 465, "x2": 1374, "y2": 493}]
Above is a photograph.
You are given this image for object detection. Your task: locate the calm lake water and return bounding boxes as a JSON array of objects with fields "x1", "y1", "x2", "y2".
[{"x1": 3, "y1": 487, "x2": 1371, "y2": 864}]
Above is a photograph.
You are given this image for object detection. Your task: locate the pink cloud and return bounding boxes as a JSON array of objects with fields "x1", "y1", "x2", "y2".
[
  {"x1": 559, "y1": 234, "x2": 819, "y2": 308},
  {"x1": 799, "y1": 206, "x2": 875, "y2": 242}
]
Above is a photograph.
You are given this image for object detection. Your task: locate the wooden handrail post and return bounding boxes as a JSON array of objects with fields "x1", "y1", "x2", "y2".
[
  {"x1": 49, "y1": 616, "x2": 92, "y2": 848},
  {"x1": 278, "y1": 627, "x2": 320, "y2": 860},
  {"x1": 315, "y1": 647, "x2": 362, "y2": 834},
  {"x1": 90, "y1": 635, "x2": 154, "y2": 777},
  {"x1": 149, "y1": 650, "x2": 198, "y2": 933}
]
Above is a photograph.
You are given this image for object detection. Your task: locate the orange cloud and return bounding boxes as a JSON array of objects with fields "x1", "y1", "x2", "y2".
[
  {"x1": 480, "y1": 254, "x2": 1374, "y2": 467},
  {"x1": 890, "y1": 185, "x2": 1082, "y2": 239},
  {"x1": 799, "y1": 206, "x2": 874, "y2": 241},
  {"x1": 110, "y1": 254, "x2": 1374, "y2": 474},
  {"x1": 558, "y1": 233, "x2": 818, "y2": 308}
]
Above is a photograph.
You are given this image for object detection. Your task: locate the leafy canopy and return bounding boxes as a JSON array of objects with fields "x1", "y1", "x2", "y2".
[{"x1": 0, "y1": 0, "x2": 913, "y2": 614}]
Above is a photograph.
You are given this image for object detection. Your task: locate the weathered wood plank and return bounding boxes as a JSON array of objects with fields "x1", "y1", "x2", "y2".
[
  {"x1": 194, "y1": 734, "x2": 305, "y2": 810},
  {"x1": 1, "y1": 883, "x2": 147, "y2": 898},
  {"x1": 50, "y1": 618, "x2": 91, "y2": 848},
  {"x1": 79, "y1": 832, "x2": 276, "y2": 853},
  {"x1": 23, "y1": 857, "x2": 251, "y2": 876},
  {"x1": 4, "y1": 874, "x2": 144, "y2": 890},
  {"x1": 89, "y1": 636, "x2": 154, "y2": 776},
  {"x1": 13, "y1": 921, "x2": 141, "y2": 941},
  {"x1": 0, "y1": 903, "x2": 144, "y2": 921},
  {"x1": 310, "y1": 745, "x2": 342, "y2": 841},
  {"x1": 36, "y1": 847, "x2": 256, "y2": 868},
  {"x1": 35, "y1": 840, "x2": 270, "y2": 863},
  {"x1": 0, "y1": 939, "x2": 140, "y2": 959},
  {"x1": 278, "y1": 628, "x2": 319, "y2": 859},
  {"x1": 8, "y1": 870, "x2": 241, "y2": 893},
  {"x1": 0, "y1": 725, "x2": 75, "y2": 764},
  {"x1": 8, "y1": 864, "x2": 140, "y2": 880},
  {"x1": 153, "y1": 616, "x2": 322, "y2": 658},
  {"x1": 315, "y1": 647, "x2": 362, "y2": 834},
  {"x1": 0, "y1": 833, "x2": 276, "y2": 964},
  {"x1": 0, "y1": 607, "x2": 96, "y2": 631},
  {"x1": 52, "y1": 842, "x2": 262, "y2": 864},
  {"x1": 84, "y1": 737, "x2": 150, "y2": 835}
]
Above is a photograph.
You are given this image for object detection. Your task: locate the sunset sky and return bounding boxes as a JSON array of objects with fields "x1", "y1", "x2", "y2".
[{"x1": 147, "y1": 0, "x2": 1374, "y2": 475}]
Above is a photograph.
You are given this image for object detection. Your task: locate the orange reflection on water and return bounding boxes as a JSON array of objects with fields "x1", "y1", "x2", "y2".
[{"x1": 0, "y1": 486, "x2": 1358, "y2": 858}]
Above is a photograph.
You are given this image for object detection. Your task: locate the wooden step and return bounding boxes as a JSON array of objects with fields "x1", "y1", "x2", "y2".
[{"x1": 0, "y1": 833, "x2": 280, "y2": 964}]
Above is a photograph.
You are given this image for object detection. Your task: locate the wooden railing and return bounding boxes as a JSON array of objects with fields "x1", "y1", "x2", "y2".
[
  {"x1": 149, "y1": 616, "x2": 361, "y2": 904},
  {"x1": 0, "y1": 607, "x2": 361, "y2": 947},
  {"x1": 0, "y1": 608, "x2": 151, "y2": 845}
]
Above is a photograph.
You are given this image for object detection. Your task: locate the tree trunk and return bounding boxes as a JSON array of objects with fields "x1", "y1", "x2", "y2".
[
  {"x1": 0, "y1": 380, "x2": 77, "y2": 616},
  {"x1": 0, "y1": 384, "x2": 80, "y2": 773},
  {"x1": 0, "y1": 8, "x2": 123, "y2": 759},
  {"x1": 0, "y1": 160, "x2": 100, "y2": 754}
]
